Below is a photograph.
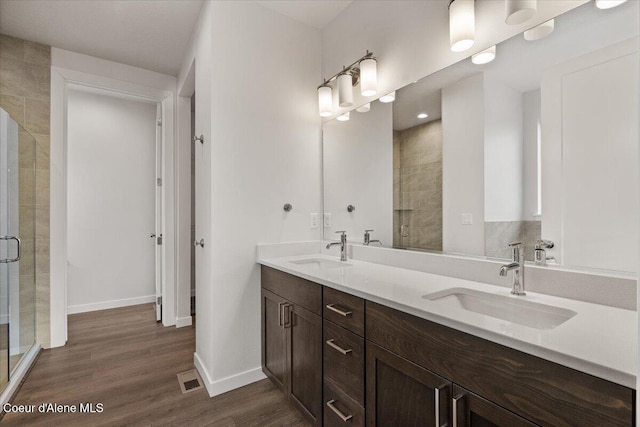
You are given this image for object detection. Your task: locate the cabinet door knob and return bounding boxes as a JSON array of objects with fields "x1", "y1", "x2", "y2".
[{"x1": 326, "y1": 399, "x2": 353, "y2": 422}]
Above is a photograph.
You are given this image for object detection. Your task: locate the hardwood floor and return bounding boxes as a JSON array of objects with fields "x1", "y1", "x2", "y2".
[{"x1": 1, "y1": 304, "x2": 310, "y2": 426}]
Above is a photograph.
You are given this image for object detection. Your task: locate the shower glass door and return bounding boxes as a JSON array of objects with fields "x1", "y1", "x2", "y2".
[{"x1": 0, "y1": 107, "x2": 37, "y2": 391}]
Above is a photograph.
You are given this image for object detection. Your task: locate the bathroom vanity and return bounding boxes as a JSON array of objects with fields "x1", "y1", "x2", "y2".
[{"x1": 259, "y1": 254, "x2": 635, "y2": 426}]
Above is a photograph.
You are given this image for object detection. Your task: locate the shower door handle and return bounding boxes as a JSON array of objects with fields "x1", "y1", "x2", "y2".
[{"x1": 0, "y1": 236, "x2": 21, "y2": 263}]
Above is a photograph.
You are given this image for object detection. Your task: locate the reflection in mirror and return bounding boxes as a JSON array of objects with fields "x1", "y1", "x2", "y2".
[{"x1": 323, "y1": 1, "x2": 639, "y2": 273}]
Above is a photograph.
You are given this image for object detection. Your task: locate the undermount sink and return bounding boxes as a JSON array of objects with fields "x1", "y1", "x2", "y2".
[
  {"x1": 290, "y1": 258, "x2": 352, "y2": 268},
  {"x1": 422, "y1": 288, "x2": 577, "y2": 330}
]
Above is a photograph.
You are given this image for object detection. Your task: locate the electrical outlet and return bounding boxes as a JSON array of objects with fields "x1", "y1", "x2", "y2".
[
  {"x1": 324, "y1": 213, "x2": 332, "y2": 227},
  {"x1": 461, "y1": 213, "x2": 473, "y2": 225},
  {"x1": 310, "y1": 213, "x2": 318, "y2": 228}
]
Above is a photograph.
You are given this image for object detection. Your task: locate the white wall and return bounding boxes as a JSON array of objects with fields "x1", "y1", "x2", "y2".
[
  {"x1": 522, "y1": 90, "x2": 541, "y2": 219},
  {"x1": 484, "y1": 76, "x2": 524, "y2": 222},
  {"x1": 542, "y1": 39, "x2": 638, "y2": 272},
  {"x1": 442, "y1": 73, "x2": 485, "y2": 255},
  {"x1": 323, "y1": 101, "x2": 393, "y2": 246},
  {"x1": 177, "y1": 0, "x2": 322, "y2": 396},
  {"x1": 321, "y1": 1, "x2": 587, "y2": 119},
  {"x1": 66, "y1": 87, "x2": 157, "y2": 313}
]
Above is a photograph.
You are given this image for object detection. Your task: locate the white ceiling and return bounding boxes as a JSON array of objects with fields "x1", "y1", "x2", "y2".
[
  {"x1": 0, "y1": 0, "x2": 203, "y2": 76},
  {"x1": 256, "y1": 0, "x2": 352, "y2": 29}
]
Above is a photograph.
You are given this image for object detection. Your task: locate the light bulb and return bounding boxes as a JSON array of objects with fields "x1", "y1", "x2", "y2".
[
  {"x1": 318, "y1": 85, "x2": 332, "y2": 117},
  {"x1": 337, "y1": 112, "x2": 350, "y2": 121},
  {"x1": 417, "y1": 113, "x2": 428, "y2": 119},
  {"x1": 360, "y1": 58, "x2": 377, "y2": 97},
  {"x1": 471, "y1": 45, "x2": 496, "y2": 65},
  {"x1": 379, "y1": 91, "x2": 396, "y2": 103},
  {"x1": 449, "y1": 0, "x2": 475, "y2": 52}
]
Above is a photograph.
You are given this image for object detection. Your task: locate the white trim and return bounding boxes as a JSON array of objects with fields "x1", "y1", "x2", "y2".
[
  {"x1": 175, "y1": 316, "x2": 193, "y2": 328},
  {"x1": 67, "y1": 295, "x2": 156, "y2": 315},
  {"x1": 0, "y1": 344, "x2": 40, "y2": 410},
  {"x1": 50, "y1": 62, "x2": 178, "y2": 347},
  {"x1": 194, "y1": 352, "x2": 265, "y2": 397},
  {"x1": 0, "y1": 315, "x2": 8, "y2": 324}
]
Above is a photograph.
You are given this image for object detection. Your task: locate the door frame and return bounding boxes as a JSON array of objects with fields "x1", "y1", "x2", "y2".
[{"x1": 50, "y1": 66, "x2": 177, "y2": 347}]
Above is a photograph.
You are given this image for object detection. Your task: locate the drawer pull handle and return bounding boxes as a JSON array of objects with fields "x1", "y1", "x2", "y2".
[
  {"x1": 434, "y1": 384, "x2": 448, "y2": 427},
  {"x1": 326, "y1": 339, "x2": 352, "y2": 355},
  {"x1": 453, "y1": 393, "x2": 465, "y2": 427},
  {"x1": 327, "y1": 399, "x2": 353, "y2": 422},
  {"x1": 326, "y1": 304, "x2": 352, "y2": 317}
]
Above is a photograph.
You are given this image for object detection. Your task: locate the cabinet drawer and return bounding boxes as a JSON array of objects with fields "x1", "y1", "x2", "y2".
[
  {"x1": 366, "y1": 301, "x2": 634, "y2": 427},
  {"x1": 323, "y1": 287, "x2": 364, "y2": 336},
  {"x1": 324, "y1": 320, "x2": 365, "y2": 406},
  {"x1": 261, "y1": 266, "x2": 322, "y2": 315},
  {"x1": 324, "y1": 383, "x2": 364, "y2": 427}
]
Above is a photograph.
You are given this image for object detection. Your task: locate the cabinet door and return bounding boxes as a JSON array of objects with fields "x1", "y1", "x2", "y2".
[
  {"x1": 261, "y1": 288, "x2": 288, "y2": 392},
  {"x1": 289, "y1": 303, "x2": 323, "y2": 426},
  {"x1": 366, "y1": 342, "x2": 450, "y2": 427},
  {"x1": 452, "y1": 385, "x2": 538, "y2": 427}
]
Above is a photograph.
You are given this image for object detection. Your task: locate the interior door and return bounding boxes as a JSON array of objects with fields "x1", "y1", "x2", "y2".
[{"x1": 154, "y1": 103, "x2": 162, "y2": 321}]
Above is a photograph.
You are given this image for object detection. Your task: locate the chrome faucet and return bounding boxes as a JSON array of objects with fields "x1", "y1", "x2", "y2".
[
  {"x1": 534, "y1": 239, "x2": 555, "y2": 266},
  {"x1": 364, "y1": 229, "x2": 381, "y2": 246},
  {"x1": 326, "y1": 231, "x2": 348, "y2": 261},
  {"x1": 499, "y1": 242, "x2": 525, "y2": 296}
]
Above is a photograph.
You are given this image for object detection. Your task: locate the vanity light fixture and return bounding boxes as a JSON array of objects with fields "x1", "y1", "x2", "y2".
[
  {"x1": 356, "y1": 103, "x2": 371, "y2": 113},
  {"x1": 524, "y1": 19, "x2": 554, "y2": 41},
  {"x1": 337, "y1": 112, "x2": 350, "y2": 121},
  {"x1": 471, "y1": 45, "x2": 497, "y2": 64},
  {"x1": 417, "y1": 113, "x2": 428, "y2": 119},
  {"x1": 318, "y1": 85, "x2": 333, "y2": 117},
  {"x1": 317, "y1": 50, "x2": 377, "y2": 117},
  {"x1": 449, "y1": 0, "x2": 475, "y2": 52},
  {"x1": 379, "y1": 91, "x2": 396, "y2": 103},
  {"x1": 595, "y1": 0, "x2": 628, "y2": 9},
  {"x1": 505, "y1": 0, "x2": 537, "y2": 25}
]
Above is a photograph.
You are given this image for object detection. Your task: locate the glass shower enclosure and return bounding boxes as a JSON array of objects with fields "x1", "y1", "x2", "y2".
[{"x1": 0, "y1": 107, "x2": 37, "y2": 391}]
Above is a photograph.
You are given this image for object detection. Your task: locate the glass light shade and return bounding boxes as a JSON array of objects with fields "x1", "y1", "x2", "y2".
[
  {"x1": 524, "y1": 19, "x2": 554, "y2": 41},
  {"x1": 471, "y1": 45, "x2": 496, "y2": 65},
  {"x1": 417, "y1": 113, "x2": 428, "y2": 119},
  {"x1": 595, "y1": 0, "x2": 627, "y2": 9},
  {"x1": 449, "y1": 0, "x2": 475, "y2": 52},
  {"x1": 379, "y1": 91, "x2": 396, "y2": 103},
  {"x1": 337, "y1": 112, "x2": 350, "y2": 121},
  {"x1": 360, "y1": 58, "x2": 377, "y2": 96},
  {"x1": 505, "y1": 0, "x2": 536, "y2": 25},
  {"x1": 356, "y1": 103, "x2": 371, "y2": 113},
  {"x1": 338, "y1": 73, "x2": 353, "y2": 107},
  {"x1": 318, "y1": 86, "x2": 332, "y2": 117}
]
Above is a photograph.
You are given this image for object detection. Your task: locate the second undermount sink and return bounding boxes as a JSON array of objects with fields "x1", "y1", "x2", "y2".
[
  {"x1": 290, "y1": 258, "x2": 352, "y2": 268},
  {"x1": 422, "y1": 288, "x2": 577, "y2": 330}
]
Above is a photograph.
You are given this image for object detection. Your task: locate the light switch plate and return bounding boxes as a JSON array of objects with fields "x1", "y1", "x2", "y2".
[
  {"x1": 324, "y1": 213, "x2": 332, "y2": 227},
  {"x1": 310, "y1": 213, "x2": 318, "y2": 229},
  {"x1": 461, "y1": 213, "x2": 473, "y2": 225}
]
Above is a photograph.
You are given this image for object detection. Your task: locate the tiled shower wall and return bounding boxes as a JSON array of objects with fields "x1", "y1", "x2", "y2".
[
  {"x1": 393, "y1": 120, "x2": 443, "y2": 251},
  {"x1": 0, "y1": 34, "x2": 51, "y2": 348}
]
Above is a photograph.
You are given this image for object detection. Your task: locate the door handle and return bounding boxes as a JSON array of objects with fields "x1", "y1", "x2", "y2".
[
  {"x1": 194, "y1": 239, "x2": 205, "y2": 248},
  {"x1": 282, "y1": 303, "x2": 292, "y2": 328},
  {"x1": 0, "y1": 236, "x2": 21, "y2": 263},
  {"x1": 150, "y1": 233, "x2": 156, "y2": 238}
]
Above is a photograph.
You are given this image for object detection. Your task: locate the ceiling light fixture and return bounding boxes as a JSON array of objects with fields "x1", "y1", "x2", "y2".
[
  {"x1": 524, "y1": 19, "x2": 554, "y2": 41},
  {"x1": 337, "y1": 112, "x2": 350, "y2": 122},
  {"x1": 471, "y1": 45, "x2": 496, "y2": 64},
  {"x1": 356, "y1": 103, "x2": 371, "y2": 113},
  {"x1": 417, "y1": 113, "x2": 428, "y2": 119},
  {"x1": 317, "y1": 50, "x2": 377, "y2": 117},
  {"x1": 505, "y1": 0, "x2": 536, "y2": 25},
  {"x1": 379, "y1": 91, "x2": 396, "y2": 103},
  {"x1": 595, "y1": 0, "x2": 628, "y2": 9},
  {"x1": 449, "y1": 0, "x2": 475, "y2": 52},
  {"x1": 318, "y1": 85, "x2": 333, "y2": 117}
]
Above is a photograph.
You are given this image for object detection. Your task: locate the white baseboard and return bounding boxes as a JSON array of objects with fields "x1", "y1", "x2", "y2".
[
  {"x1": 0, "y1": 344, "x2": 40, "y2": 411},
  {"x1": 67, "y1": 295, "x2": 156, "y2": 314},
  {"x1": 175, "y1": 316, "x2": 193, "y2": 328},
  {"x1": 194, "y1": 352, "x2": 266, "y2": 398}
]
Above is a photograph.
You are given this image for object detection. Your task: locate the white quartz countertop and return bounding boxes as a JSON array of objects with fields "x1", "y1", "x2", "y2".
[{"x1": 258, "y1": 253, "x2": 637, "y2": 389}]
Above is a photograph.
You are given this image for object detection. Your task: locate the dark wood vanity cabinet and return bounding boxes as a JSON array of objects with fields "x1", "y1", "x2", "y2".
[
  {"x1": 261, "y1": 267, "x2": 635, "y2": 427},
  {"x1": 261, "y1": 267, "x2": 322, "y2": 426}
]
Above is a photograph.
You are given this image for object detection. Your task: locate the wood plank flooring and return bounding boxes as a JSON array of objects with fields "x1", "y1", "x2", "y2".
[{"x1": 1, "y1": 304, "x2": 310, "y2": 426}]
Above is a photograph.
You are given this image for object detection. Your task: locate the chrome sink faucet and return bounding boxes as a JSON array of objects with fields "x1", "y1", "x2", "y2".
[
  {"x1": 534, "y1": 239, "x2": 555, "y2": 266},
  {"x1": 499, "y1": 242, "x2": 525, "y2": 296},
  {"x1": 364, "y1": 229, "x2": 381, "y2": 246},
  {"x1": 326, "y1": 231, "x2": 348, "y2": 261}
]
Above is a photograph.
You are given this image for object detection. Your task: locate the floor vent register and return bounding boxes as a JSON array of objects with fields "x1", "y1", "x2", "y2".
[{"x1": 177, "y1": 370, "x2": 204, "y2": 394}]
